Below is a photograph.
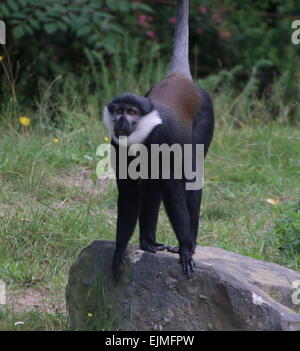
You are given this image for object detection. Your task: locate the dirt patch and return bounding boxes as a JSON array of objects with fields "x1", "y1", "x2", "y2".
[
  {"x1": 9, "y1": 288, "x2": 64, "y2": 314},
  {"x1": 52, "y1": 166, "x2": 111, "y2": 196}
]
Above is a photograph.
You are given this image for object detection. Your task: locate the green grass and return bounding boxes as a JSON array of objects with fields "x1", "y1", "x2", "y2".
[
  {"x1": 1, "y1": 115, "x2": 299, "y2": 330},
  {"x1": 0, "y1": 53, "x2": 299, "y2": 329},
  {"x1": 202, "y1": 122, "x2": 300, "y2": 262}
]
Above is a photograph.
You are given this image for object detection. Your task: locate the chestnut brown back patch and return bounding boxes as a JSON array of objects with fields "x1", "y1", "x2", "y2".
[{"x1": 148, "y1": 74, "x2": 201, "y2": 129}]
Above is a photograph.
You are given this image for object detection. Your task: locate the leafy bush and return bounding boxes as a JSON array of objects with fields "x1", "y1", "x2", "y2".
[
  {"x1": 199, "y1": 56, "x2": 299, "y2": 123},
  {"x1": 0, "y1": 0, "x2": 153, "y2": 83},
  {"x1": 0, "y1": 0, "x2": 299, "y2": 111},
  {"x1": 0, "y1": 0, "x2": 153, "y2": 50},
  {"x1": 1, "y1": 0, "x2": 299, "y2": 76}
]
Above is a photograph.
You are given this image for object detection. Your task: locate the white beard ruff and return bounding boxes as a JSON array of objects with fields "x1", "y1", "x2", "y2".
[{"x1": 103, "y1": 106, "x2": 162, "y2": 146}]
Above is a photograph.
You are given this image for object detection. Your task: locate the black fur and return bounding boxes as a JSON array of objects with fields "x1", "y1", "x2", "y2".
[
  {"x1": 107, "y1": 0, "x2": 214, "y2": 280},
  {"x1": 110, "y1": 88, "x2": 214, "y2": 280},
  {"x1": 108, "y1": 93, "x2": 153, "y2": 116}
]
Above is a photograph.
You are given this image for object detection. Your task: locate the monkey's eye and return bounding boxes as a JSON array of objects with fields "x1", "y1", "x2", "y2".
[
  {"x1": 127, "y1": 109, "x2": 137, "y2": 116},
  {"x1": 116, "y1": 108, "x2": 123, "y2": 115}
]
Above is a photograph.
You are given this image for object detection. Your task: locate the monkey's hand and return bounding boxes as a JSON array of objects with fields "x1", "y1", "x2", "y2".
[
  {"x1": 179, "y1": 247, "x2": 196, "y2": 278},
  {"x1": 112, "y1": 249, "x2": 125, "y2": 281}
]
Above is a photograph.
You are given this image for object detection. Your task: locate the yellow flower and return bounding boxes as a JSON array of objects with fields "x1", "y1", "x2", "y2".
[
  {"x1": 0, "y1": 56, "x2": 3, "y2": 62},
  {"x1": 19, "y1": 116, "x2": 31, "y2": 127},
  {"x1": 88, "y1": 312, "x2": 93, "y2": 317},
  {"x1": 53, "y1": 138, "x2": 60, "y2": 143},
  {"x1": 103, "y1": 136, "x2": 110, "y2": 142}
]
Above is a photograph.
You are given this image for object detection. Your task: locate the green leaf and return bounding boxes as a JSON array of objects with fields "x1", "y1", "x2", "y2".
[
  {"x1": 57, "y1": 22, "x2": 68, "y2": 32},
  {"x1": 104, "y1": 22, "x2": 123, "y2": 34},
  {"x1": 76, "y1": 26, "x2": 92, "y2": 37},
  {"x1": 13, "y1": 25, "x2": 25, "y2": 39},
  {"x1": 30, "y1": 19, "x2": 41, "y2": 30},
  {"x1": 92, "y1": 12, "x2": 114, "y2": 21},
  {"x1": 7, "y1": 0, "x2": 19, "y2": 13},
  {"x1": 117, "y1": 1, "x2": 130, "y2": 12},
  {"x1": 90, "y1": 0, "x2": 103, "y2": 5},
  {"x1": 131, "y1": 3, "x2": 153, "y2": 12},
  {"x1": 35, "y1": 10, "x2": 48, "y2": 21},
  {"x1": 103, "y1": 37, "x2": 118, "y2": 54},
  {"x1": 24, "y1": 24, "x2": 34, "y2": 35},
  {"x1": 105, "y1": 0, "x2": 118, "y2": 11},
  {"x1": 0, "y1": 4, "x2": 10, "y2": 17},
  {"x1": 12, "y1": 13, "x2": 27, "y2": 20},
  {"x1": 44, "y1": 23, "x2": 57, "y2": 34}
]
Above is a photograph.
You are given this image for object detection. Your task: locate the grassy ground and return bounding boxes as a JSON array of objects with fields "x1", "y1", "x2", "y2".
[{"x1": 0, "y1": 65, "x2": 299, "y2": 330}]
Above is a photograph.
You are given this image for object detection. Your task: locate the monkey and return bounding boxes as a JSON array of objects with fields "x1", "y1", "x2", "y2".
[{"x1": 103, "y1": 0, "x2": 214, "y2": 280}]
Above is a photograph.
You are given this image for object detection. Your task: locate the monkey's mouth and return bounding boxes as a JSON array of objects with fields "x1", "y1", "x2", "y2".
[{"x1": 115, "y1": 130, "x2": 129, "y2": 137}]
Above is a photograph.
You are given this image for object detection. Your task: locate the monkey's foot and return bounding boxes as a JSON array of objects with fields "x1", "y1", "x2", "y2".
[
  {"x1": 179, "y1": 247, "x2": 196, "y2": 278},
  {"x1": 140, "y1": 240, "x2": 168, "y2": 253},
  {"x1": 166, "y1": 246, "x2": 179, "y2": 254}
]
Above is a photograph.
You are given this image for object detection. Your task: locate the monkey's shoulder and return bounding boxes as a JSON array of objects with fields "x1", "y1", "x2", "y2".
[{"x1": 144, "y1": 105, "x2": 192, "y2": 146}]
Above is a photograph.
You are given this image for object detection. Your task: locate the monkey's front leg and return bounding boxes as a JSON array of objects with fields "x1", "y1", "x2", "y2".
[
  {"x1": 139, "y1": 180, "x2": 169, "y2": 253},
  {"x1": 112, "y1": 179, "x2": 141, "y2": 281}
]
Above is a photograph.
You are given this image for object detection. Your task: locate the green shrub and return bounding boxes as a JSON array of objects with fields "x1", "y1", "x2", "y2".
[
  {"x1": 1, "y1": 0, "x2": 299, "y2": 81},
  {"x1": 0, "y1": 0, "x2": 299, "y2": 118}
]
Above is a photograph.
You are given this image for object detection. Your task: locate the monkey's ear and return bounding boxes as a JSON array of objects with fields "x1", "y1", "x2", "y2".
[
  {"x1": 135, "y1": 96, "x2": 154, "y2": 115},
  {"x1": 144, "y1": 97, "x2": 154, "y2": 113}
]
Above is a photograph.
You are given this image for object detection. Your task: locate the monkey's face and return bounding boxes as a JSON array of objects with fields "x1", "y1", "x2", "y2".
[
  {"x1": 109, "y1": 103, "x2": 141, "y2": 138},
  {"x1": 104, "y1": 94, "x2": 158, "y2": 145}
]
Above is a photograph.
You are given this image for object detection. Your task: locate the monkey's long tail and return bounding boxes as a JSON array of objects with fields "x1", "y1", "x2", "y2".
[{"x1": 169, "y1": 0, "x2": 192, "y2": 80}]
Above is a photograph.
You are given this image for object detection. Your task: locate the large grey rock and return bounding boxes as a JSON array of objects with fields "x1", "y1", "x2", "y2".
[{"x1": 66, "y1": 240, "x2": 300, "y2": 331}]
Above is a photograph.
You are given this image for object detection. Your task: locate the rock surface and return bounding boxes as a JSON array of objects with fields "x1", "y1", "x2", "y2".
[{"x1": 66, "y1": 240, "x2": 300, "y2": 331}]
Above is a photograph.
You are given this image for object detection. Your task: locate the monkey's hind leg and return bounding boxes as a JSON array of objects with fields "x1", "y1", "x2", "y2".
[
  {"x1": 160, "y1": 179, "x2": 195, "y2": 278},
  {"x1": 185, "y1": 188, "x2": 203, "y2": 253}
]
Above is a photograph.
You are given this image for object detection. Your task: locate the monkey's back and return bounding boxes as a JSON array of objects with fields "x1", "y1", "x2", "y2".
[{"x1": 147, "y1": 74, "x2": 201, "y2": 129}]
